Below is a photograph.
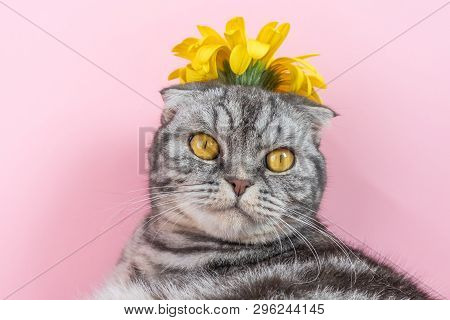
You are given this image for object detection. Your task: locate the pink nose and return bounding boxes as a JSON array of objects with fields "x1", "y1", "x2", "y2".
[{"x1": 226, "y1": 178, "x2": 252, "y2": 196}]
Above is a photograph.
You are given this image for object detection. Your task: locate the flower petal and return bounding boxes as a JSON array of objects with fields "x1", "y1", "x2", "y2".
[
  {"x1": 224, "y1": 17, "x2": 247, "y2": 48},
  {"x1": 168, "y1": 68, "x2": 181, "y2": 80},
  {"x1": 185, "y1": 65, "x2": 208, "y2": 82},
  {"x1": 256, "y1": 21, "x2": 278, "y2": 43},
  {"x1": 303, "y1": 75, "x2": 312, "y2": 96},
  {"x1": 192, "y1": 43, "x2": 228, "y2": 74},
  {"x1": 309, "y1": 89, "x2": 322, "y2": 103},
  {"x1": 247, "y1": 40, "x2": 270, "y2": 59},
  {"x1": 197, "y1": 25, "x2": 224, "y2": 42},
  {"x1": 295, "y1": 57, "x2": 318, "y2": 73},
  {"x1": 172, "y1": 37, "x2": 200, "y2": 59},
  {"x1": 308, "y1": 72, "x2": 327, "y2": 89},
  {"x1": 289, "y1": 65, "x2": 305, "y2": 92},
  {"x1": 195, "y1": 44, "x2": 227, "y2": 64},
  {"x1": 269, "y1": 57, "x2": 297, "y2": 66},
  {"x1": 229, "y1": 44, "x2": 251, "y2": 75},
  {"x1": 296, "y1": 53, "x2": 320, "y2": 59},
  {"x1": 226, "y1": 17, "x2": 246, "y2": 34},
  {"x1": 260, "y1": 23, "x2": 290, "y2": 64},
  {"x1": 208, "y1": 48, "x2": 230, "y2": 78}
]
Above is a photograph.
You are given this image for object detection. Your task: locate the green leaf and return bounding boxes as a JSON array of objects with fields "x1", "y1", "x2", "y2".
[{"x1": 217, "y1": 60, "x2": 281, "y2": 91}]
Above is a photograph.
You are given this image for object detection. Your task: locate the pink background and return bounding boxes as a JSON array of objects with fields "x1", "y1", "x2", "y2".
[{"x1": 1, "y1": 0, "x2": 449, "y2": 299}]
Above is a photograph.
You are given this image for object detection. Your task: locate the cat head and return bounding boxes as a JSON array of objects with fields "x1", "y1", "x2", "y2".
[{"x1": 149, "y1": 82, "x2": 335, "y2": 243}]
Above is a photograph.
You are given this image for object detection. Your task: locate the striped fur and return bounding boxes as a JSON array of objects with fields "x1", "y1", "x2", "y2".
[{"x1": 95, "y1": 83, "x2": 430, "y2": 300}]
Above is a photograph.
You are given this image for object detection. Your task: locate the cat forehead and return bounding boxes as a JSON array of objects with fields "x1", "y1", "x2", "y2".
[
  {"x1": 180, "y1": 86, "x2": 308, "y2": 127},
  {"x1": 161, "y1": 83, "x2": 335, "y2": 140}
]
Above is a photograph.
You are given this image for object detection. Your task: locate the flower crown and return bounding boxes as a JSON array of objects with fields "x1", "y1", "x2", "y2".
[{"x1": 168, "y1": 17, "x2": 326, "y2": 103}]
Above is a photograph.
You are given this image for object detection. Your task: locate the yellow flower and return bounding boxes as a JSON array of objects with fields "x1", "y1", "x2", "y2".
[
  {"x1": 169, "y1": 17, "x2": 326, "y2": 103},
  {"x1": 256, "y1": 21, "x2": 290, "y2": 64}
]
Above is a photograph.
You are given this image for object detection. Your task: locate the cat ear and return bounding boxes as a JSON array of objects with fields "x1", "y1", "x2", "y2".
[
  {"x1": 160, "y1": 82, "x2": 221, "y2": 124},
  {"x1": 279, "y1": 93, "x2": 337, "y2": 145},
  {"x1": 305, "y1": 104, "x2": 338, "y2": 129},
  {"x1": 304, "y1": 105, "x2": 337, "y2": 145},
  {"x1": 159, "y1": 86, "x2": 191, "y2": 125},
  {"x1": 278, "y1": 93, "x2": 337, "y2": 128}
]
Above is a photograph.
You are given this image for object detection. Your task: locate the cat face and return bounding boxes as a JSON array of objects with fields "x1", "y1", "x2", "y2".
[{"x1": 149, "y1": 83, "x2": 334, "y2": 243}]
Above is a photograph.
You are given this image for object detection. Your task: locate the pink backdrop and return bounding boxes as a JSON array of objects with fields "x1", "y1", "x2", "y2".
[{"x1": 0, "y1": 0, "x2": 449, "y2": 299}]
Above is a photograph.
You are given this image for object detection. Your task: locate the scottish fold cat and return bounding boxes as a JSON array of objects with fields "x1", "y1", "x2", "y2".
[{"x1": 96, "y1": 82, "x2": 429, "y2": 299}]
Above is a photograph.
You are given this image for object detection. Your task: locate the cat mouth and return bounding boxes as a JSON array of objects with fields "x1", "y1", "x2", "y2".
[
  {"x1": 221, "y1": 203, "x2": 260, "y2": 221},
  {"x1": 204, "y1": 199, "x2": 262, "y2": 221}
]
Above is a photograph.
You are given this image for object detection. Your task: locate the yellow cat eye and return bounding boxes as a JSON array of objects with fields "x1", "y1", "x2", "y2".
[
  {"x1": 189, "y1": 133, "x2": 220, "y2": 160},
  {"x1": 266, "y1": 148, "x2": 295, "y2": 173}
]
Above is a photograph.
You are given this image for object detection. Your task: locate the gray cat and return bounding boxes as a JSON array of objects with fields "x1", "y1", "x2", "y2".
[{"x1": 96, "y1": 82, "x2": 430, "y2": 299}]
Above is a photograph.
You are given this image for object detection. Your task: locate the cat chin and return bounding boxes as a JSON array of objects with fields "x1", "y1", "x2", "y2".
[{"x1": 183, "y1": 204, "x2": 279, "y2": 243}]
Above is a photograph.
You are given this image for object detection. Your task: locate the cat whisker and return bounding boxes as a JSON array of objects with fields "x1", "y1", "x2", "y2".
[
  {"x1": 141, "y1": 194, "x2": 204, "y2": 231},
  {"x1": 267, "y1": 217, "x2": 284, "y2": 255},
  {"x1": 281, "y1": 208, "x2": 358, "y2": 285},
  {"x1": 292, "y1": 202, "x2": 380, "y2": 268},
  {"x1": 125, "y1": 188, "x2": 216, "y2": 208},
  {"x1": 140, "y1": 198, "x2": 191, "y2": 230},
  {"x1": 104, "y1": 189, "x2": 193, "y2": 214},
  {"x1": 284, "y1": 204, "x2": 361, "y2": 261},
  {"x1": 258, "y1": 194, "x2": 357, "y2": 284},
  {"x1": 102, "y1": 201, "x2": 150, "y2": 228},
  {"x1": 148, "y1": 182, "x2": 217, "y2": 190},
  {"x1": 270, "y1": 216, "x2": 298, "y2": 262},
  {"x1": 150, "y1": 210, "x2": 185, "y2": 241},
  {"x1": 151, "y1": 189, "x2": 218, "y2": 197},
  {"x1": 150, "y1": 201, "x2": 206, "y2": 242},
  {"x1": 125, "y1": 182, "x2": 213, "y2": 194},
  {"x1": 124, "y1": 193, "x2": 180, "y2": 209},
  {"x1": 272, "y1": 216, "x2": 322, "y2": 284}
]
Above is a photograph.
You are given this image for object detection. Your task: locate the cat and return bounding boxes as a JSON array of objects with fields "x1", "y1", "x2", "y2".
[{"x1": 95, "y1": 82, "x2": 430, "y2": 299}]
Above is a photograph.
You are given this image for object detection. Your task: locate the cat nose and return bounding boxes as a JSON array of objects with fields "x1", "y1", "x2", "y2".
[{"x1": 226, "y1": 178, "x2": 252, "y2": 197}]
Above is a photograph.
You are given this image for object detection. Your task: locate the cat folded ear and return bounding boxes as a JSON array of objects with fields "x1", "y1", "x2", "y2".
[
  {"x1": 160, "y1": 82, "x2": 222, "y2": 124},
  {"x1": 159, "y1": 85, "x2": 192, "y2": 125},
  {"x1": 278, "y1": 92, "x2": 337, "y2": 127},
  {"x1": 305, "y1": 104, "x2": 338, "y2": 129},
  {"x1": 278, "y1": 93, "x2": 337, "y2": 145},
  {"x1": 304, "y1": 104, "x2": 337, "y2": 145}
]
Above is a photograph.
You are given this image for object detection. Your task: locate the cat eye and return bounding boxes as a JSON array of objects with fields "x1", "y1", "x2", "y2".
[
  {"x1": 266, "y1": 148, "x2": 295, "y2": 173},
  {"x1": 189, "y1": 133, "x2": 220, "y2": 160}
]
